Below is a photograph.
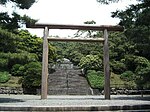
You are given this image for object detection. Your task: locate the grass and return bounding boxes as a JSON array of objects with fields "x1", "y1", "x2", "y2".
[
  {"x1": 110, "y1": 73, "x2": 136, "y2": 89},
  {"x1": 0, "y1": 76, "x2": 22, "y2": 87},
  {"x1": 87, "y1": 70, "x2": 137, "y2": 89}
]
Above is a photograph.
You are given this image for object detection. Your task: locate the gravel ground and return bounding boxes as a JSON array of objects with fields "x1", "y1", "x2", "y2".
[{"x1": 0, "y1": 95, "x2": 150, "y2": 107}]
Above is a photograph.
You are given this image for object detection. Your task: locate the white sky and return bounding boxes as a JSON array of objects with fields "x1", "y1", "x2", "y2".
[{"x1": 1, "y1": 0, "x2": 137, "y2": 37}]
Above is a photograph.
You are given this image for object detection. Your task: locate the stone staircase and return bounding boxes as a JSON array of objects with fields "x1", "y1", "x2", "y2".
[{"x1": 48, "y1": 68, "x2": 92, "y2": 95}]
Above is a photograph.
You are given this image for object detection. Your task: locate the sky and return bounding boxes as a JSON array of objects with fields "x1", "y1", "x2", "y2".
[{"x1": 1, "y1": 0, "x2": 137, "y2": 37}]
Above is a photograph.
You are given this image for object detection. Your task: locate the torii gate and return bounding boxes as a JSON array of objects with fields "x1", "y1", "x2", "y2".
[{"x1": 27, "y1": 23, "x2": 124, "y2": 100}]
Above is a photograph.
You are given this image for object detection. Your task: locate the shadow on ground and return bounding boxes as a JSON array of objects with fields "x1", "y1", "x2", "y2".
[
  {"x1": 0, "y1": 98, "x2": 24, "y2": 103},
  {"x1": 48, "y1": 97, "x2": 104, "y2": 100},
  {"x1": 112, "y1": 96, "x2": 150, "y2": 101}
]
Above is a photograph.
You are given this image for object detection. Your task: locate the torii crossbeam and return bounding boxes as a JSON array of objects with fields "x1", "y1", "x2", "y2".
[{"x1": 27, "y1": 23, "x2": 124, "y2": 100}]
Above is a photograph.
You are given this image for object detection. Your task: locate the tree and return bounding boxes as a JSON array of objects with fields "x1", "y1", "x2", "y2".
[
  {"x1": 0, "y1": 0, "x2": 36, "y2": 9},
  {"x1": 111, "y1": 0, "x2": 150, "y2": 59},
  {"x1": 0, "y1": 0, "x2": 37, "y2": 32},
  {"x1": 110, "y1": 0, "x2": 150, "y2": 88},
  {"x1": 74, "y1": 20, "x2": 100, "y2": 38},
  {"x1": 97, "y1": 0, "x2": 120, "y2": 4},
  {"x1": 0, "y1": 28, "x2": 21, "y2": 52}
]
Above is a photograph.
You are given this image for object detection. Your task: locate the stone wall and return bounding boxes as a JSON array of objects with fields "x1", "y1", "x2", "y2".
[
  {"x1": 0, "y1": 87, "x2": 23, "y2": 94},
  {"x1": 0, "y1": 86, "x2": 149, "y2": 95},
  {"x1": 95, "y1": 88, "x2": 150, "y2": 95}
]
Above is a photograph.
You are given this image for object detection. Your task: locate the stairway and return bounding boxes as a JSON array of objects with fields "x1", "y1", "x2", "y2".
[{"x1": 48, "y1": 68, "x2": 92, "y2": 95}]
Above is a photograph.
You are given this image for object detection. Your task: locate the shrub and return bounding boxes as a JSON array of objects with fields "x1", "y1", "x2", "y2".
[
  {"x1": 7, "y1": 52, "x2": 38, "y2": 69},
  {"x1": 0, "y1": 71, "x2": 11, "y2": 83},
  {"x1": 136, "y1": 66, "x2": 150, "y2": 89},
  {"x1": 124, "y1": 55, "x2": 150, "y2": 72},
  {"x1": 79, "y1": 55, "x2": 102, "y2": 72},
  {"x1": 21, "y1": 62, "x2": 42, "y2": 88},
  {"x1": 87, "y1": 70, "x2": 104, "y2": 89},
  {"x1": 11, "y1": 64, "x2": 25, "y2": 76},
  {"x1": 0, "y1": 52, "x2": 38, "y2": 71},
  {"x1": 120, "y1": 71, "x2": 135, "y2": 82},
  {"x1": 110, "y1": 60, "x2": 126, "y2": 74},
  {"x1": 124, "y1": 55, "x2": 137, "y2": 72},
  {"x1": 0, "y1": 58, "x2": 8, "y2": 70}
]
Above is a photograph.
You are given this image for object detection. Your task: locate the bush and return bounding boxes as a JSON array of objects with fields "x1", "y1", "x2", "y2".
[
  {"x1": 0, "y1": 58, "x2": 8, "y2": 70},
  {"x1": 0, "y1": 52, "x2": 38, "y2": 70},
  {"x1": 7, "y1": 52, "x2": 38, "y2": 69},
  {"x1": 87, "y1": 70, "x2": 104, "y2": 89},
  {"x1": 120, "y1": 71, "x2": 135, "y2": 82},
  {"x1": 79, "y1": 55, "x2": 102, "y2": 72},
  {"x1": 124, "y1": 55, "x2": 137, "y2": 72},
  {"x1": 0, "y1": 71, "x2": 11, "y2": 83},
  {"x1": 21, "y1": 62, "x2": 42, "y2": 88},
  {"x1": 136, "y1": 66, "x2": 150, "y2": 89},
  {"x1": 110, "y1": 60, "x2": 126, "y2": 74},
  {"x1": 124, "y1": 55, "x2": 150, "y2": 72},
  {"x1": 11, "y1": 64, "x2": 25, "y2": 76}
]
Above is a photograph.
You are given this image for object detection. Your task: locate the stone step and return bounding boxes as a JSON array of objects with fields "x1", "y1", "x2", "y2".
[
  {"x1": 48, "y1": 68, "x2": 91, "y2": 95},
  {"x1": 48, "y1": 88, "x2": 91, "y2": 95}
]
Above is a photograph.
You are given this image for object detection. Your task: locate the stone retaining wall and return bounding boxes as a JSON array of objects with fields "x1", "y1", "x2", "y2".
[
  {"x1": 0, "y1": 86, "x2": 149, "y2": 95},
  {"x1": 0, "y1": 87, "x2": 23, "y2": 94},
  {"x1": 98, "y1": 88, "x2": 150, "y2": 95}
]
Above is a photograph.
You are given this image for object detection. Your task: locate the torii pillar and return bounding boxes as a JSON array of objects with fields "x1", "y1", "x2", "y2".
[{"x1": 41, "y1": 27, "x2": 49, "y2": 99}]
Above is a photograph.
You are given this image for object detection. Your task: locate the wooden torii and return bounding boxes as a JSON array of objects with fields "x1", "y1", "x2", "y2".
[{"x1": 27, "y1": 23, "x2": 124, "y2": 100}]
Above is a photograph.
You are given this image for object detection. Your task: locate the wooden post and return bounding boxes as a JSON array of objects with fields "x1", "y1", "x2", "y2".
[
  {"x1": 103, "y1": 29, "x2": 110, "y2": 99},
  {"x1": 41, "y1": 27, "x2": 49, "y2": 99}
]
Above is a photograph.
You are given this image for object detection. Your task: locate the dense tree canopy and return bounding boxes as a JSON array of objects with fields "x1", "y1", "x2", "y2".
[
  {"x1": 0, "y1": 0, "x2": 36, "y2": 9},
  {"x1": 0, "y1": 0, "x2": 56, "y2": 88},
  {"x1": 0, "y1": 0, "x2": 37, "y2": 32}
]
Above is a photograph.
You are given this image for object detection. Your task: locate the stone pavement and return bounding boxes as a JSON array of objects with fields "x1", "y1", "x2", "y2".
[{"x1": 0, "y1": 95, "x2": 150, "y2": 111}]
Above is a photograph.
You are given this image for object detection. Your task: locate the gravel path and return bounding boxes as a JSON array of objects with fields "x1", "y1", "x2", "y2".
[{"x1": 0, "y1": 94, "x2": 150, "y2": 107}]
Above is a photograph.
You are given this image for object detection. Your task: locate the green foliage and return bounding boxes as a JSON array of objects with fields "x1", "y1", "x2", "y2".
[
  {"x1": 112, "y1": 0, "x2": 150, "y2": 60},
  {"x1": 79, "y1": 55, "x2": 102, "y2": 72},
  {"x1": 0, "y1": 58, "x2": 8, "y2": 70},
  {"x1": 97, "y1": 0, "x2": 119, "y2": 4},
  {"x1": 135, "y1": 64, "x2": 150, "y2": 89},
  {"x1": 0, "y1": 28, "x2": 21, "y2": 52},
  {"x1": 18, "y1": 30, "x2": 56, "y2": 62},
  {"x1": 69, "y1": 51, "x2": 84, "y2": 65},
  {"x1": 0, "y1": 71, "x2": 11, "y2": 83},
  {"x1": 0, "y1": 12, "x2": 22, "y2": 32},
  {"x1": 134, "y1": 56, "x2": 150, "y2": 68},
  {"x1": 21, "y1": 62, "x2": 42, "y2": 88},
  {"x1": 74, "y1": 20, "x2": 98, "y2": 38},
  {"x1": 0, "y1": 52, "x2": 38, "y2": 70},
  {"x1": 124, "y1": 55, "x2": 150, "y2": 72},
  {"x1": 110, "y1": 60, "x2": 126, "y2": 74},
  {"x1": 87, "y1": 70, "x2": 104, "y2": 89},
  {"x1": 11, "y1": 64, "x2": 25, "y2": 76},
  {"x1": 109, "y1": 32, "x2": 135, "y2": 60},
  {"x1": 123, "y1": 55, "x2": 150, "y2": 88},
  {"x1": 123, "y1": 55, "x2": 137, "y2": 72},
  {"x1": 17, "y1": 30, "x2": 43, "y2": 57},
  {"x1": 22, "y1": 15, "x2": 37, "y2": 27},
  {"x1": 0, "y1": 0, "x2": 36, "y2": 9},
  {"x1": 0, "y1": 0, "x2": 37, "y2": 32},
  {"x1": 120, "y1": 71, "x2": 135, "y2": 82},
  {"x1": 0, "y1": 76, "x2": 21, "y2": 87},
  {"x1": 111, "y1": 72, "x2": 136, "y2": 89}
]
